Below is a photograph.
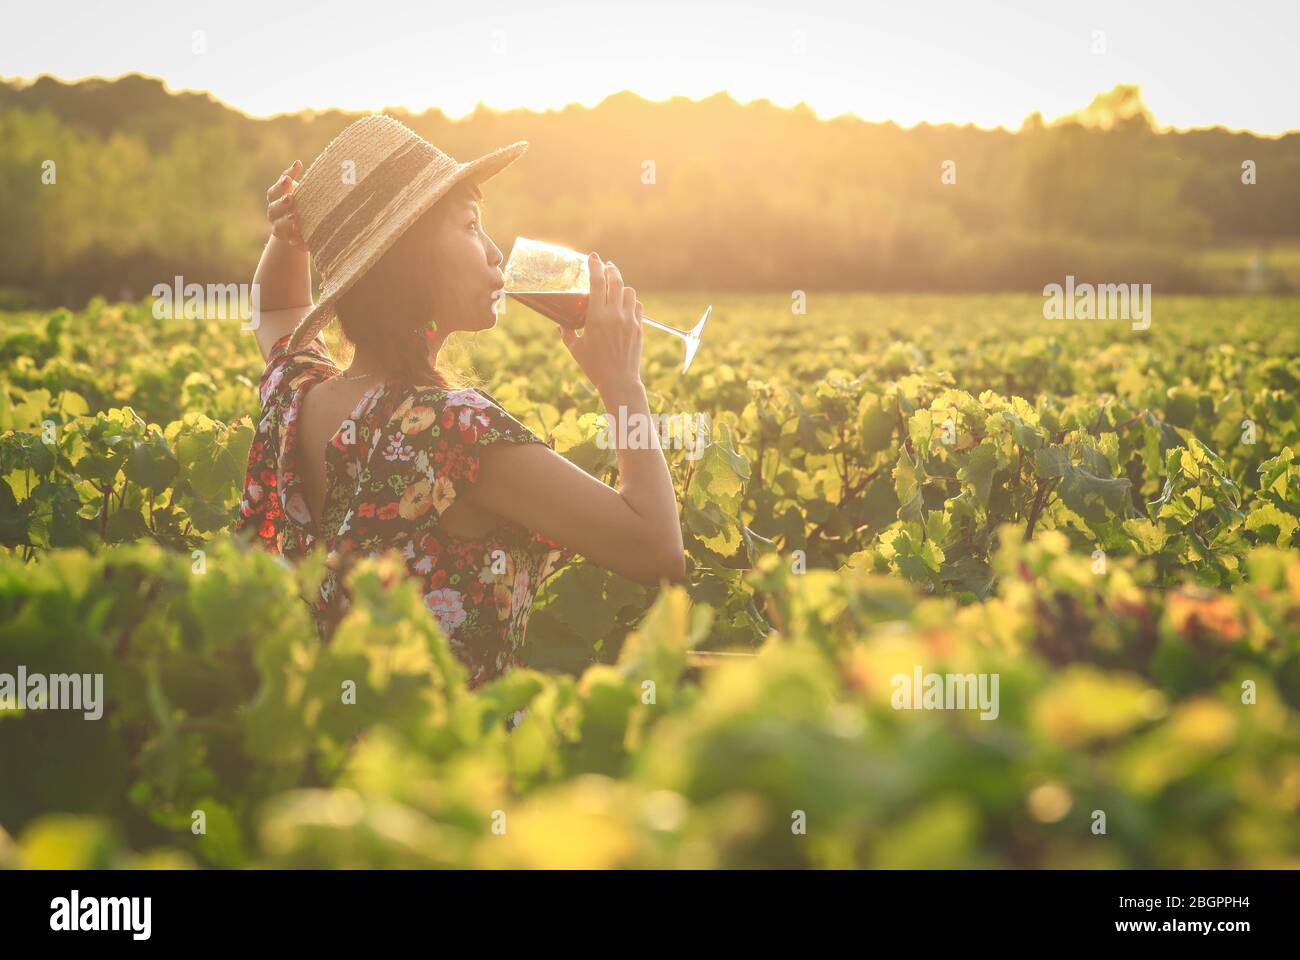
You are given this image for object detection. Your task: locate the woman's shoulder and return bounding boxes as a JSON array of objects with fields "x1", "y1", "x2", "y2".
[
  {"x1": 258, "y1": 331, "x2": 337, "y2": 409},
  {"x1": 383, "y1": 382, "x2": 543, "y2": 447},
  {"x1": 266, "y1": 328, "x2": 335, "y2": 367}
]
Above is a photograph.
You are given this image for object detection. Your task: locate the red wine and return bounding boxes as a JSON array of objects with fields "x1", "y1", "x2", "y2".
[{"x1": 508, "y1": 291, "x2": 589, "y2": 330}]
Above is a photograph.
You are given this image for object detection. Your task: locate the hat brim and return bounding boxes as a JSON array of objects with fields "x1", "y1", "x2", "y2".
[{"x1": 285, "y1": 139, "x2": 529, "y2": 354}]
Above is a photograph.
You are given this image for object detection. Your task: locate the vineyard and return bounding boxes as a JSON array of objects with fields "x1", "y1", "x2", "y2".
[{"x1": 2, "y1": 293, "x2": 1299, "y2": 868}]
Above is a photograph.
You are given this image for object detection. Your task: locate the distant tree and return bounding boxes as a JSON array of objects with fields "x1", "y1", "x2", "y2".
[{"x1": 0, "y1": 75, "x2": 1294, "y2": 302}]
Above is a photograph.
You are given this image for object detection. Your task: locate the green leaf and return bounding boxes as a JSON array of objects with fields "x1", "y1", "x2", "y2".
[
  {"x1": 1034, "y1": 445, "x2": 1070, "y2": 479},
  {"x1": 683, "y1": 420, "x2": 750, "y2": 556},
  {"x1": 961, "y1": 442, "x2": 998, "y2": 506},
  {"x1": 1056, "y1": 467, "x2": 1134, "y2": 526},
  {"x1": 892, "y1": 455, "x2": 923, "y2": 524},
  {"x1": 125, "y1": 428, "x2": 178, "y2": 492},
  {"x1": 925, "y1": 508, "x2": 951, "y2": 547},
  {"x1": 173, "y1": 414, "x2": 253, "y2": 502},
  {"x1": 59, "y1": 391, "x2": 90, "y2": 418},
  {"x1": 1003, "y1": 413, "x2": 1044, "y2": 451},
  {"x1": 1123, "y1": 518, "x2": 1166, "y2": 554},
  {"x1": 1245, "y1": 503, "x2": 1298, "y2": 548},
  {"x1": 0, "y1": 478, "x2": 29, "y2": 546},
  {"x1": 858, "y1": 392, "x2": 895, "y2": 454},
  {"x1": 1257, "y1": 447, "x2": 1295, "y2": 496}
]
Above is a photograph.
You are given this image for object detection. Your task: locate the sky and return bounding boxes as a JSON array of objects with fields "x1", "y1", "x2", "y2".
[{"x1": 2, "y1": 0, "x2": 1298, "y2": 134}]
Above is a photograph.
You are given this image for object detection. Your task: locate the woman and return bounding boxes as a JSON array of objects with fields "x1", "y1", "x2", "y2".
[{"x1": 235, "y1": 115, "x2": 685, "y2": 692}]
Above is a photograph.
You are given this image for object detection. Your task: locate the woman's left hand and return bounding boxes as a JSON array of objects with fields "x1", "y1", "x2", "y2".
[{"x1": 267, "y1": 160, "x2": 305, "y2": 246}]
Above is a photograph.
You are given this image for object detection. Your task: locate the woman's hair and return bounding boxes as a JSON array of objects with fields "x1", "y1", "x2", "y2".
[{"x1": 332, "y1": 180, "x2": 484, "y2": 388}]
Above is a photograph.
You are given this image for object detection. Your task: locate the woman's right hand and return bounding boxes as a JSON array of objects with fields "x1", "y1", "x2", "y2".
[
  {"x1": 559, "y1": 253, "x2": 644, "y2": 396},
  {"x1": 266, "y1": 160, "x2": 304, "y2": 246}
]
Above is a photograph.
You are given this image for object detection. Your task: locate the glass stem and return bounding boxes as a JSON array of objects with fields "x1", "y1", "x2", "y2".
[{"x1": 641, "y1": 315, "x2": 691, "y2": 340}]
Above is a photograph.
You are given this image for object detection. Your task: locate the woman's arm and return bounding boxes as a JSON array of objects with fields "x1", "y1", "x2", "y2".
[
  {"x1": 251, "y1": 161, "x2": 314, "y2": 361},
  {"x1": 473, "y1": 386, "x2": 686, "y2": 586},
  {"x1": 466, "y1": 256, "x2": 686, "y2": 586}
]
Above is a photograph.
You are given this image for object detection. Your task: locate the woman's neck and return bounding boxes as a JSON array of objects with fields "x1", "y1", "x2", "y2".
[{"x1": 346, "y1": 330, "x2": 446, "y2": 380}]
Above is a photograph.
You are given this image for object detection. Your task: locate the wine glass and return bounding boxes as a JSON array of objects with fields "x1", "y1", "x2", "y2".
[{"x1": 500, "y1": 236, "x2": 711, "y2": 375}]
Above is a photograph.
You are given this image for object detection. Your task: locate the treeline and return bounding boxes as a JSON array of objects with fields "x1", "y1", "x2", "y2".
[{"x1": 1, "y1": 74, "x2": 1297, "y2": 305}]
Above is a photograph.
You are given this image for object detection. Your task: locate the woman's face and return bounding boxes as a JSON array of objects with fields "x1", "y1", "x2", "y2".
[{"x1": 429, "y1": 189, "x2": 506, "y2": 334}]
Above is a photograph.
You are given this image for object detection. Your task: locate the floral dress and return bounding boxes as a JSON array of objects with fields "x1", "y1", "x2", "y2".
[{"x1": 235, "y1": 330, "x2": 577, "y2": 692}]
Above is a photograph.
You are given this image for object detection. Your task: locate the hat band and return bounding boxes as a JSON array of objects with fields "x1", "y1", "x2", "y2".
[{"x1": 309, "y1": 138, "x2": 441, "y2": 277}]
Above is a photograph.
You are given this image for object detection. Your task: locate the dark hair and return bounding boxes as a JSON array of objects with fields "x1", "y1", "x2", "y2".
[{"x1": 332, "y1": 180, "x2": 484, "y2": 388}]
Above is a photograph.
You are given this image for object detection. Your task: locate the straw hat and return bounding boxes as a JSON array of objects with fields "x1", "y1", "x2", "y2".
[{"x1": 285, "y1": 114, "x2": 528, "y2": 353}]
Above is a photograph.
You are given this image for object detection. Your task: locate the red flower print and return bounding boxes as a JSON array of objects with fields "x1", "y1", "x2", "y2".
[{"x1": 378, "y1": 502, "x2": 400, "y2": 520}]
